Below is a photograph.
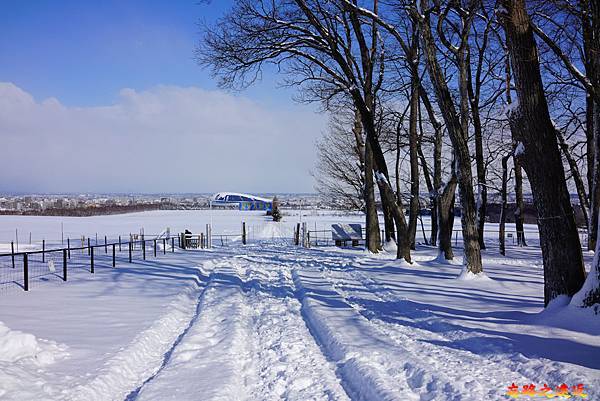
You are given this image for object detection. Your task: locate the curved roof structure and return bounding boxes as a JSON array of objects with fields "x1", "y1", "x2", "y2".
[{"x1": 212, "y1": 192, "x2": 272, "y2": 204}]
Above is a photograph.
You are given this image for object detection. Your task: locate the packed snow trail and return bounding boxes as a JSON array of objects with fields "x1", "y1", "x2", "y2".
[
  {"x1": 234, "y1": 245, "x2": 600, "y2": 401},
  {"x1": 134, "y1": 254, "x2": 349, "y2": 401}
]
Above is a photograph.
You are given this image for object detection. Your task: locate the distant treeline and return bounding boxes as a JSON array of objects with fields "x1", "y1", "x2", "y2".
[{"x1": 0, "y1": 204, "x2": 161, "y2": 217}]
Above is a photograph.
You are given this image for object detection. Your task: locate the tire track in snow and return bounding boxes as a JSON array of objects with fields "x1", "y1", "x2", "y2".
[
  {"x1": 134, "y1": 263, "x2": 253, "y2": 401},
  {"x1": 132, "y1": 255, "x2": 349, "y2": 401},
  {"x1": 230, "y1": 256, "x2": 351, "y2": 401}
]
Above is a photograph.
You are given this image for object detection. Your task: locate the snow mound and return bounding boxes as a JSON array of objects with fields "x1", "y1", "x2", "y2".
[
  {"x1": 456, "y1": 269, "x2": 492, "y2": 281},
  {"x1": 0, "y1": 321, "x2": 66, "y2": 365}
]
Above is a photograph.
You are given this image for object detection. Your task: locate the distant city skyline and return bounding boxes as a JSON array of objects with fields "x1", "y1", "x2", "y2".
[{"x1": 0, "y1": 1, "x2": 327, "y2": 193}]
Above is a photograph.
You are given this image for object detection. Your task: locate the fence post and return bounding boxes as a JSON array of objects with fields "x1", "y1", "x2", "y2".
[
  {"x1": 119, "y1": 235, "x2": 122, "y2": 252},
  {"x1": 163, "y1": 238, "x2": 166, "y2": 254},
  {"x1": 90, "y1": 247, "x2": 94, "y2": 273},
  {"x1": 171, "y1": 237, "x2": 175, "y2": 252},
  {"x1": 88, "y1": 238, "x2": 91, "y2": 255},
  {"x1": 23, "y1": 253, "x2": 29, "y2": 291},
  {"x1": 11, "y1": 241, "x2": 15, "y2": 268},
  {"x1": 201, "y1": 233, "x2": 204, "y2": 249},
  {"x1": 112, "y1": 244, "x2": 116, "y2": 267},
  {"x1": 153, "y1": 239, "x2": 157, "y2": 257},
  {"x1": 42, "y1": 239, "x2": 45, "y2": 262},
  {"x1": 295, "y1": 223, "x2": 300, "y2": 245},
  {"x1": 129, "y1": 241, "x2": 132, "y2": 263},
  {"x1": 105, "y1": 236, "x2": 107, "y2": 253},
  {"x1": 307, "y1": 231, "x2": 311, "y2": 248},
  {"x1": 143, "y1": 240, "x2": 146, "y2": 260},
  {"x1": 63, "y1": 249, "x2": 67, "y2": 281},
  {"x1": 242, "y1": 222, "x2": 247, "y2": 245},
  {"x1": 67, "y1": 238, "x2": 71, "y2": 259}
]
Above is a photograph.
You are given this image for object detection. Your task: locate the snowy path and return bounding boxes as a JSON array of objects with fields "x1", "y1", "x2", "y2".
[
  {"x1": 1, "y1": 239, "x2": 598, "y2": 401},
  {"x1": 133, "y1": 255, "x2": 349, "y2": 401}
]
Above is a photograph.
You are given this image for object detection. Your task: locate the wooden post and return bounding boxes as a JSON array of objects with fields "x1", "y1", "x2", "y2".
[
  {"x1": 90, "y1": 247, "x2": 94, "y2": 273},
  {"x1": 295, "y1": 223, "x2": 300, "y2": 245},
  {"x1": 23, "y1": 253, "x2": 29, "y2": 291},
  {"x1": 307, "y1": 231, "x2": 311, "y2": 248},
  {"x1": 200, "y1": 233, "x2": 204, "y2": 249},
  {"x1": 163, "y1": 238, "x2": 166, "y2": 254},
  {"x1": 104, "y1": 236, "x2": 107, "y2": 253},
  {"x1": 11, "y1": 241, "x2": 15, "y2": 268},
  {"x1": 63, "y1": 249, "x2": 67, "y2": 281},
  {"x1": 87, "y1": 238, "x2": 91, "y2": 255},
  {"x1": 128, "y1": 241, "x2": 132, "y2": 263},
  {"x1": 42, "y1": 239, "x2": 45, "y2": 262},
  {"x1": 242, "y1": 222, "x2": 247, "y2": 245},
  {"x1": 143, "y1": 240, "x2": 146, "y2": 260},
  {"x1": 112, "y1": 244, "x2": 116, "y2": 267},
  {"x1": 154, "y1": 239, "x2": 157, "y2": 257},
  {"x1": 119, "y1": 235, "x2": 122, "y2": 251},
  {"x1": 67, "y1": 238, "x2": 71, "y2": 259},
  {"x1": 171, "y1": 237, "x2": 175, "y2": 252}
]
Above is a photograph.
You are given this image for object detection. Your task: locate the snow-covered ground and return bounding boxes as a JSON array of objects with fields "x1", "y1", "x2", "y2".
[{"x1": 0, "y1": 210, "x2": 598, "y2": 401}]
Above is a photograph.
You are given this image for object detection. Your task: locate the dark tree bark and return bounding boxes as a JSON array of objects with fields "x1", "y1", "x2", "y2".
[
  {"x1": 499, "y1": 0, "x2": 586, "y2": 305},
  {"x1": 513, "y1": 159, "x2": 528, "y2": 246},
  {"x1": 365, "y1": 138, "x2": 383, "y2": 252},
  {"x1": 499, "y1": 154, "x2": 511, "y2": 256},
  {"x1": 504, "y1": 44, "x2": 528, "y2": 247},
  {"x1": 407, "y1": 60, "x2": 421, "y2": 250},
  {"x1": 439, "y1": 172, "x2": 457, "y2": 260}
]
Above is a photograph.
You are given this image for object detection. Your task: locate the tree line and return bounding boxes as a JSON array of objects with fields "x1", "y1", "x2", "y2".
[{"x1": 197, "y1": 0, "x2": 599, "y2": 309}]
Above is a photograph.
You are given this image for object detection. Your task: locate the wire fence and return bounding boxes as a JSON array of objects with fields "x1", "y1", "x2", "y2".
[
  {"x1": 0, "y1": 221, "x2": 299, "y2": 295},
  {"x1": 306, "y1": 226, "x2": 590, "y2": 250}
]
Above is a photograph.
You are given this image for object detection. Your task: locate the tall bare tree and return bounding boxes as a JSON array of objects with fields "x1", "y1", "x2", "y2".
[{"x1": 498, "y1": 0, "x2": 586, "y2": 305}]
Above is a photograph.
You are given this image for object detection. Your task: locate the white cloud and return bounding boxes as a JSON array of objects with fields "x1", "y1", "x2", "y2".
[{"x1": 0, "y1": 83, "x2": 326, "y2": 193}]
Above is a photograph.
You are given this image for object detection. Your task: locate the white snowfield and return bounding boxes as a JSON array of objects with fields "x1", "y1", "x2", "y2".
[{"x1": 0, "y1": 211, "x2": 599, "y2": 401}]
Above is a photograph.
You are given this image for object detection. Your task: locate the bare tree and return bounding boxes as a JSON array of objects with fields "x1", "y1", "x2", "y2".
[
  {"x1": 314, "y1": 112, "x2": 365, "y2": 210},
  {"x1": 498, "y1": 0, "x2": 586, "y2": 305}
]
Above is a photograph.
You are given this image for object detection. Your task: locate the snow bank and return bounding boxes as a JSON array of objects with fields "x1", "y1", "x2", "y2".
[
  {"x1": 0, "y1": 321, "x2": 66, "y2": 365},
  {"x1": 0, "y1": 321, "x2": 68, "y2": 400}
]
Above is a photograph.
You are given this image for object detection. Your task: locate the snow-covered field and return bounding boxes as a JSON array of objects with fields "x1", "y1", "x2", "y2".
[{"x1": 0, "y1": 210, "x2": 598, "y2": 401}]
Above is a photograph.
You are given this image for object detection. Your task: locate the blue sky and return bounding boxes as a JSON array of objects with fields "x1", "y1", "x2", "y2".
[
  {"x1": 0, "y1": 0, "x2": 289, "y2": 106},
  {"x1": 0, "y1": 1, "x2": 326, "y2": 193}
]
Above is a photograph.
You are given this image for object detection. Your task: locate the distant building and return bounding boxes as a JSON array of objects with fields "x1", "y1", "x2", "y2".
[{"x1": 212, "y1": 192, "x2": 272, "y2": 211}]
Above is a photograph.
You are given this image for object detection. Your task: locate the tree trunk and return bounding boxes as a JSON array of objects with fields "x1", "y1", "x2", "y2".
[
  {"x1": 418, "y1": 1, "x2": 483, "y2": 273},
  {"x1": 500, "y1": 0, "x2": 586, "y2": 305},
  {"x1": 582, "y1": 0, "x2": 600, "y2": 251},
  {"x1": 499, "y1": 155, "x2": 511, "y2": 256},
  {"x1": 589, "y1": 109, "x2": 600, "y2": 250},
  {"x1": 407, "y1": 69, "x2": 420, "y2": 250},
  {"x1": 439, "y1": 174, "x2": 457, "y2": 260},
  {"x1": 356, "y1": 102, "x2": 411, "y2": 261},
  {"x1": 419, "y1": 89, "x2": 443, "y2": 247},
  {"x1": 514, "y1": 159, "x2": 528, "y2": 246},
  {"x1": 505, "y1": 42, "x2": 528, "y2": 248},
  {"x1": 364, "y1": 138, "x2": 382, "y2": 253},
  {"x1": 556, "y1": 128, "x2": 590, "y2": 231},
  {"x1": 473, "y1": 106, "x2": 487, "y2": 250}
]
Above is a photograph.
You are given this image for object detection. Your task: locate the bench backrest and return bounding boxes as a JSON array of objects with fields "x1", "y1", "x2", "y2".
[{"x1": 331, "y1": 223, "x2": 363, "y2": 241}]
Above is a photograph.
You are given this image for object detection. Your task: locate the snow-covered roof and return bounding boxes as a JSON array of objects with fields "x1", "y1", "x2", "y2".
[{"x1": 212, "y1": 192, "x2": 272, "y2": 203}]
